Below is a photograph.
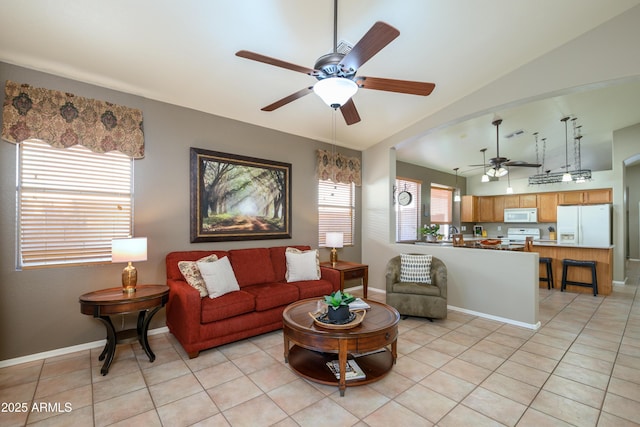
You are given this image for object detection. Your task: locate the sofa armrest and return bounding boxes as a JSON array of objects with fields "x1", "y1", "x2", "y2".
[
  {"x1": 320, "y1": 267, "x2": 341, "y2": 292},
  {"x1": 385, "y1": 256, "x2": 401, "y2": 293},
  {"x1": 166, "y1": 279, "x2": 202, "y2": 344}
]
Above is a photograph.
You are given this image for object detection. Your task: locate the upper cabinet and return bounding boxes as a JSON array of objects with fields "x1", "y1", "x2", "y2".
[
  {"x1": 537, "y1": 193, "x2": 558, "y2": 222},
  {"x1": 558, "y1": 189, "x2": 612, "y2": 205},
  {"x1": 461, "y1": 195, "x2": 477, "y2": 223},
  {"x1": 519, "y1": 194, "x2": 537, "y2": 208},
  {"x1": 477, "y1": 196, "x2": 495, "y2": 222}
]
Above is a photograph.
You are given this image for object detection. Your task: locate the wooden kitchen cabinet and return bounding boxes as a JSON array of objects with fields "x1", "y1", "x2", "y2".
[
  {"x1": 503, "y1": 195, "x2": 519, "y2": 209},
  {"x1": 477, "y1": 196, "x2": 495, "y2": 222},
  {"x1": 519, "y1": 194, "x2": 537, "y2": 208},
  {"x1": 537, "y1": 192, "x2": 558, "y2": 222},
  {"x1": 584, "y1": 188, "x2": 612, "y2": 204},
  {"x1": 493, "y1": 196, "x2": 505, "y2": 222},
  {"x1": 558, "y1": 189, "x2": 612, "y2": 205},
  {"x1": 461, "y1": 195, "x2": 477, "y2": 222}
]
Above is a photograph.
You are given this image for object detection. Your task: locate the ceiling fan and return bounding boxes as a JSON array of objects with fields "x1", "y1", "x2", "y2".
[
  {"x1": 470, "y1": 118, "x2": 541, "y2": 177},
  {"x1": 235, "y1": 0, "x2": 435, "y2": 125}
]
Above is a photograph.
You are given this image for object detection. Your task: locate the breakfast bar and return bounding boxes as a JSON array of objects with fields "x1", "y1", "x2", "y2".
[{"x1": 532, "y1": 241, "x2": 614, "y2": 295}]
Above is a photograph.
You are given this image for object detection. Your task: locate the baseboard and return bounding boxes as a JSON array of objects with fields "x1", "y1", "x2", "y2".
[
  {"x1": 447, "y1": 305, "x2": 541, "y2": 330},
  {"x1": 344, "y1": 285, "x2": 386, "y2": 295},
  {"x1": 0, "y1": 326, "x2": 170, "y2": 368}
]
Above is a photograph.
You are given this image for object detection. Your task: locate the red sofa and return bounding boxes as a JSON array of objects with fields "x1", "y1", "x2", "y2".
[{"x1": 165, "y1": 245, "x2": 340, "y2": 358}]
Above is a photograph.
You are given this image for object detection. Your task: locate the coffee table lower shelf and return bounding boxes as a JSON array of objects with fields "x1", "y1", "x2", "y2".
[{"x1": 287, "y1": 345, "x2": 394, "y2": 387}]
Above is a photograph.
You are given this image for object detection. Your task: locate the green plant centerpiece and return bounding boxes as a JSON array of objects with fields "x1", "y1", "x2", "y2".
[
  {"x1": 421, "y1": 224, "x2": 440, "y2": 242},
  {"x1": 323, "y1": 290, "x2": 356, "y2": 322}
]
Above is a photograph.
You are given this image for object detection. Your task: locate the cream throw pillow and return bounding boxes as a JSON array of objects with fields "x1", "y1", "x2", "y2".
[
  {"x1": 400, "y1": 253, "x2": 433, "y2": 284},
  {"x1": 178, "y1": 254, "x2": 218, "y2": 297},
  {"x1": 197, "y1": 256, "x2": 240, "y2": 298},
  {"x1": 285, "y1": 248, "x2": 321, "y2": 282}
]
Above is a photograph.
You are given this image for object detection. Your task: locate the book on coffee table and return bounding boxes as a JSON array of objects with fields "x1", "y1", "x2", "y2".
[
  {"x1": 326, "y1": 359, "x2": 366, "y2": 380},
  {"x1": 348, "y1": 298, "x2": 370, "y2": 310}
]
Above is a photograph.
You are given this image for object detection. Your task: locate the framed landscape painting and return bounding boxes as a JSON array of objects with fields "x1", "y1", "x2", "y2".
[{"x1": 190, "y1": 148, "x2": 292, "y2": 242}]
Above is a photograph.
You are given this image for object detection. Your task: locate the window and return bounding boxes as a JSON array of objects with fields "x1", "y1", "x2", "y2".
[
  {"x1": 395, "y1": 178, "x2": 421, "y2": 241},
  {"x1": 17, "y1": 140, "x2": 134, "y2": 268},
  {"x1": 318, "y1": 180, "x2": 354, "y2": 246},
  {"x1": 430, "y1": 184, "x2": 453, "y2": 237}
]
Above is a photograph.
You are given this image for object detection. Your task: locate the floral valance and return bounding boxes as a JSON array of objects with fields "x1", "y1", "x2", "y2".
[
  {"x1": 2, "y1": 80, "x2": 144, "y2": 158},
  {"x1": 317, "y1": 149, "x2": 361, "y2": 186}
]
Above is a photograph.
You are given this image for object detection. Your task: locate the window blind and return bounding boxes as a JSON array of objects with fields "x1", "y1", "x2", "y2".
[
  {"x1": 430, "y1": 186, "x2": 453, "y2": 223},
  {"x1": 18, "y1": 140, "x2": 133, "y2": 268},
  {"x1": 318, "y1": 180, "x2": 354, "y2": 246},
  {"x1": 395, "y1": 178, "x2": 421, "y2": 241}
]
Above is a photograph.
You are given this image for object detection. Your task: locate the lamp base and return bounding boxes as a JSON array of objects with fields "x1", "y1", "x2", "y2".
[
  {"x1": 122, "y1": 262, "x2": 137, "y2": 294},
  {"x1": 330, "y1": 248, "x2": 338, "y2": 265}
]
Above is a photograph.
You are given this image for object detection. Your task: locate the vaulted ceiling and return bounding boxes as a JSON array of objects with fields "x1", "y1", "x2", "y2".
[{"x1": 2, "y1": 1, "x2": 639, "y2": 179}]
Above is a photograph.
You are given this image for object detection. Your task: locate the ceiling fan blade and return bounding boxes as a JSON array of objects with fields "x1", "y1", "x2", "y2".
[
  {"x1": 503, "y1": 160, "x2": 542, "y2": 167},
  {"x1": 236, "y1": 50, "x2": 318, "y2": 75},
  {"x1": 341, "y1": 22, "x2": 400, "y2": 71},
  {"x1": 468, "y1": 163, "x2": 491, "y2": 167},
  {"x1": 357, "y1": 76, "x2": 435, "y2": 96},
  {"x1": 340, "y1": 98, "x2": 361, "y2": 125},
  {"x1": 261, "y1": 87, "x2": 313, "y2": 111}
]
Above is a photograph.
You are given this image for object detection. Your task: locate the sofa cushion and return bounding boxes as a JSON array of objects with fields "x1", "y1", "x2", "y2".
[
  {"x1": 289, "y1": 279, "x2": 334, "y2": 299},
  {"x1": 167, "y1": 250, "x2": 228, "y2": 281},
  {"x1": 400, "y1": 253, "x2": 432, "y2": 284},
  {"x1": 228, "y1": 248, "x2": 276, "y2": 287},
  {"x1": 198, "y1": 256, "x2": 240, "y2": 298},
  {"x1": 201, "y1": 290, "x2": 256, "y2": 323},
  {"x1": 269, "y1": 245, "x2": 311, "y2": 281},
  {"x1": 285, "y1": 248, "x2": 320, "y2": 282},
  {"x1": 178, "y1": 254, "x2": 218, "y2": 297},
  {"x1": 242, "y1": 283, "x2": 299, "y2": 311}
]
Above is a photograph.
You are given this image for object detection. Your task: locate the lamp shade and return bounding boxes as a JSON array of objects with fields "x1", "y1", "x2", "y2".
[
  {"x1": 313, "y1": 78, "x2": 358, "y2": 108},
  {"x1": 481, "y1": 174, "x2": 490, "y2": 183},
  {"x1": 325, "y1": 232, "x2": 344, "y2": 248},
  {"x1": 112, "y1": 237, "x2": 147, "y2": 263}
]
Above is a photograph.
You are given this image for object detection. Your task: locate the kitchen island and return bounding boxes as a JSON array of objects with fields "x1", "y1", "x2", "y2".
[{"x1": 532, "y1": 241, "x2": 613, "y2": 295}]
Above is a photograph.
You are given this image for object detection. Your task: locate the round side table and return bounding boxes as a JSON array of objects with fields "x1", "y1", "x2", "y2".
[{"x1": 79, "y1": 284, "x2": 169, "y2": 375}]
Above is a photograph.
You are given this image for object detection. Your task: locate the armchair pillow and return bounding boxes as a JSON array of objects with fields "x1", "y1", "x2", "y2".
[
  {"x1": 178, "y1": 254, "x2": 219, "y2": 297},
  {"x1": 285, "y1": 248, "x2": 321, "y2": 282},
  {"x1": 400, "y1": 253, "x2": 432, "y2": 284},
  {"x1": 197, "y1": 256, "x2": 240, "y2": 298}
]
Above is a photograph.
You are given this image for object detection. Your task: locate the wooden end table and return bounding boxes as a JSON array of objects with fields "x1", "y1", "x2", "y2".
[
  {"x1": 282, "y1": 298, "x2": 399, "y2": 396},
  {"x1": 79, "y1": 284, "x2": 169, "y2": 375},
  {"x1": 320, "y1": 261, "x2": 369, "y2": 298}
]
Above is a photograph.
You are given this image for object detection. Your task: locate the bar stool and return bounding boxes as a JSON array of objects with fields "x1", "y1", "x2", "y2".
[
  {"x1": 561, "y1": 259, "x2": 598, "y2": 296},
  {"x1": 539, "y1": 257, "x2": 554, "y2": 289}
]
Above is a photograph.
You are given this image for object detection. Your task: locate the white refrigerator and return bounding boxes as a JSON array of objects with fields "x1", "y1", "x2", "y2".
[{"x1": 556, "y1": 204, "x2": 612, "y2": 246}]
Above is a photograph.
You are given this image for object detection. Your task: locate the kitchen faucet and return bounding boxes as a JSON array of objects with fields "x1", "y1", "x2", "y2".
[{"x1": 449, "y1": 225, "x2": 459, "y2": 239}]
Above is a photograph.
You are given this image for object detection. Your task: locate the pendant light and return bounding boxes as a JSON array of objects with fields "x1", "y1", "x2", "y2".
[
  {"x1": 561, "y1": 116, "x2": 572, "y2": 182},
  {"x1": 453, "y1": 167, "x2": 461, "y2": 202},
  {"x1": 506, "y1": 166, "x2": 513, "y2": 194},
  {"x1": 480, "y1": 148, "x2": 490, "y2": 182}
]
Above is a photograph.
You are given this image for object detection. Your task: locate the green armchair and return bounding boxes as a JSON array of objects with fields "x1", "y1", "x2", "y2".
[{"x1": 385, "y1": 255, "x2": 447, "y2": 320}]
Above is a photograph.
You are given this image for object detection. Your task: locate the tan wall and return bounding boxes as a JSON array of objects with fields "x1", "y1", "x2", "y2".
[{"x1": 0, "y1": 62, "x2": 362, "y2": 361}]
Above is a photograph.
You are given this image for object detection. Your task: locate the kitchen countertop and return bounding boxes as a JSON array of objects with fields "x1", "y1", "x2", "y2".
[{"x1": 415, "y1": 238, "x2": 613, "y2": 250}]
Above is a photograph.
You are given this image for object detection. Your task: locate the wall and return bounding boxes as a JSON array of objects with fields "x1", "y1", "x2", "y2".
[
  {"x1": 363, "y1": 6, "x2": 640, "y2": 292},
  {"x1": 395, "y1": 161, "x2": 466, "y2": 234},
  {"x1": 627, "y1": 163, "x2": 640, "y2": 259},
  {"x1": 0, "y1": 62, "x2": 362, "y2": 361}
]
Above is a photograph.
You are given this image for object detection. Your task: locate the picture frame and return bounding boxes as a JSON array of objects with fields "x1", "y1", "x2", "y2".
[{"x1": 190, "y1": 147, "x2": 292, "y2": 242}]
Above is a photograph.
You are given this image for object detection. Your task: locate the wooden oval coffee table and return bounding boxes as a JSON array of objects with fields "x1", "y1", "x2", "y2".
[{"x1": 282, "y1": 298, "x2": 400, "y2": 396}]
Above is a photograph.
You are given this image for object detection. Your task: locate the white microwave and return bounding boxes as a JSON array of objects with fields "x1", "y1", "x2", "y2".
[{"x1": 504, "y1": 208, "x2": 538, "y2": 223}]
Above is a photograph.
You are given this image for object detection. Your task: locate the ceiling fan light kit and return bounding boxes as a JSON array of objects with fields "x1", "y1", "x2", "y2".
[{"x1": 313, "y1": 77, "x2": 358, "y2": 108}]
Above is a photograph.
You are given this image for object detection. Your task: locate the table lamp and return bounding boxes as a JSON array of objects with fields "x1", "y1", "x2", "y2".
[
  {"x1": 325, "y1": 232, "x2": 344, "y2": 265},
  {"x1": 112, "y1": 237, "x2": 147, "y2": 294}
]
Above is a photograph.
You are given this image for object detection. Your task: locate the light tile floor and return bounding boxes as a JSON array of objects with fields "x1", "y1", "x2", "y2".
[{"x1": 2, "y1": 261, "x2": 640, "y2": 426}]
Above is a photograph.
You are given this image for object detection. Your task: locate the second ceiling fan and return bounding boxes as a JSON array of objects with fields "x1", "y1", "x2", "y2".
[
  {"x1": 235, "y1": 0, "x2": 436, "y2": 125},
  {"x1": 472, "y1": 118, "x2": 541, "y2": 177}
]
